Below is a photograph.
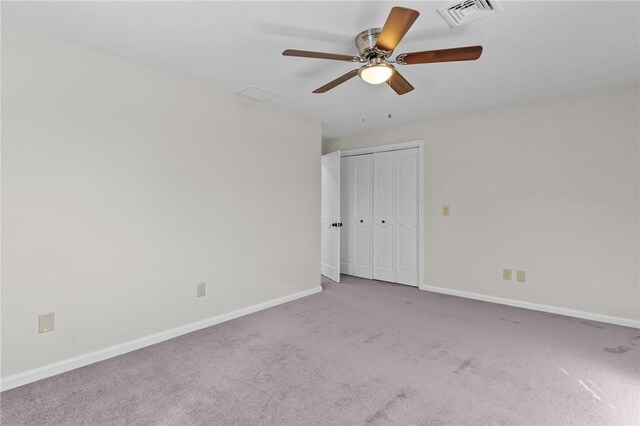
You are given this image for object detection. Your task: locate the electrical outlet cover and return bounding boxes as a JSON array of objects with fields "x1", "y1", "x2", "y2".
[
  {"x1": 517, "y1": 271, "x2": 526, "y2": 282},
  {"x1": 502, "y1": 268, "x2": 512, "y2": 280},
  {"x1": 197, "y1": 282, "x2": 206, "y2": 297},
  {"x1": 442, "y1": 205, "x2": 450, "y2": 216},
  {"x1": 38, "y1": 313, "x2": 55, "y2": 333}
]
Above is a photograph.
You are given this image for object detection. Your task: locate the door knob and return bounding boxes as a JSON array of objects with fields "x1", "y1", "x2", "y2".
[
  {"x1": 360, "y1": 220, "x2": 363, "y2": 223},
  {"x1": 338, "y1": 223, "x2": 343, "y2": 227},
  {"x1": 331, "y1": 222, "x2": 338, "y2": 227},
  {"x1": 382, "y1": 220, "x2": 386, "y2": 224}
]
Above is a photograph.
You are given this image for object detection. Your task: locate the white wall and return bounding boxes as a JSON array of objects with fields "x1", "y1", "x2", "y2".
[
  {"x1": 1, "y1": 25, "x2": 320, "y2": 379},
  {"x1": 324, "y1": 85, "x2": 639, "y2": 324}
]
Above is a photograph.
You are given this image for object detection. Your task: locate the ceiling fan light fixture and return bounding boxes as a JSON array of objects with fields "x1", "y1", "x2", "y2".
[{"x1": 358, "y1": 63, "x2": 395, "y2": 85}]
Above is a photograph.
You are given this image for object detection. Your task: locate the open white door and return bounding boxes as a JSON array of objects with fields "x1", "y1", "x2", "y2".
[{"x1": 321, "y1": 151, "x2": 341, "y2": 282}]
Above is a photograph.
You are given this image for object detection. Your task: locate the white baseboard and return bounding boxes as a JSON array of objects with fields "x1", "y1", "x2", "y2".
[
  {"x1": 419, "y1": 284, "x2": 639, "y2": 329},
  {"x1": 1, "y1": 286, "x2": 323, "y2": 392}
]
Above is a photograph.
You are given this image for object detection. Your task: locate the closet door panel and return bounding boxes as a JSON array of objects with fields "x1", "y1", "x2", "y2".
[
  {"x1": 339, "y1": 157, "x2": 352, "y2": 275},
  {"x1": 352, "y1": 155, "x2": 373, "y2": 278},
  {"x1": 373, "y1": 151, "x2": 395, "y2": 282},
  {"x1": 395, "y1": 149, "x2": 418, "y2": 286}
]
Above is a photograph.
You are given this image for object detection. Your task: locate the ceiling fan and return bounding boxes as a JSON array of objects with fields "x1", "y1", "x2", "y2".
[{"x1": 282, "y1": 6, "x2": 483, "y2": 95}]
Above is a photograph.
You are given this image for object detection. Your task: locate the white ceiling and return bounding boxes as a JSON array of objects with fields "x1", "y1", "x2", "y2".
[{"x1": 3, "y1": 1, "x2": 639, "y2": 138}]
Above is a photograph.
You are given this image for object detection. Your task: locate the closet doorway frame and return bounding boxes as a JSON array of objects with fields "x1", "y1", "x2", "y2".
[{"x1": 340, "y1": 140, "x2": 425, "y2": 288}]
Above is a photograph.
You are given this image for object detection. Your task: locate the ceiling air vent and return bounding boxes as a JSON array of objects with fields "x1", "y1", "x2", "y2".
[{"x1": 438, "y1": 0, "x2": 501, "y2": 28}]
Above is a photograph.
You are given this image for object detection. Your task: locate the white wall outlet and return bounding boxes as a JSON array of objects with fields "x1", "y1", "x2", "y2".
[
  {"x1": 517, "y1": 271, "x2": 526, "y2": 282},
  {"x1": 442, "y1": 205, "x2": 450, "y2": 216},
  {"x1": 196, "y1": 282, "x2": 206, "y2": 298},
  {"x1": 502, "y1": 268, "x2": 512, "y2": 280},
  {"x1": 38, "y1": 313, "x2": 55, "y2": 333}
]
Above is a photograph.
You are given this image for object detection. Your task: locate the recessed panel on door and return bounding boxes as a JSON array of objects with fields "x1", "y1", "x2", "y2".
[
  {"x1": 395, "y1": 148, "x2": 418, "y2": 286},
  {"x1": 373, "y1": 151, "x2": 395, "y2": 282},
  {"x1": 352, "y1": 154, "x2": 373, "y2": 279}
]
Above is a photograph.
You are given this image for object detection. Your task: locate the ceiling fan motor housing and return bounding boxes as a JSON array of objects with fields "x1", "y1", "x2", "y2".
[{"x1": 355, "y1": 28, "x2": 390, "y2": 60}]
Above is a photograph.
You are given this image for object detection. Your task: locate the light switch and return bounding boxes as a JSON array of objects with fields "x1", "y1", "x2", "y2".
[
  {"x1": 503, "y1": 268, "x2": 512, "y2": 280},
  {"x1": 517, "y1": 271, "x2": 526, "y2": 282},
  {"x1": 38, "y1": 313, "x2": 55, "y2": 333},
  {"x1": 197, "y1": 282, "x2": 206, "y2": 297},
  {"x1": 442, "y1": 205, "x2": 450, "y2": 216}
]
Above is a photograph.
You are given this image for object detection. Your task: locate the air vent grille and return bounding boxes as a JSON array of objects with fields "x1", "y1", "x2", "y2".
[{"x1": 438, "y1": 0, "x2": 501, "y2": 28}]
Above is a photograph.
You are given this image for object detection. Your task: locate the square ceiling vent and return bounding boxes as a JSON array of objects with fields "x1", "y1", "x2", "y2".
[
  {"x1": 438, "y1": 0, "x2": 501, "y2": 27},
  {"x1": 237, "y1": 87, "x2": 277, "y2": 102}
]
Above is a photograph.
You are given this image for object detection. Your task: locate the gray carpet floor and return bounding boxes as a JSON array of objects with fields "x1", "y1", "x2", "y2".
[{"x1": 1, "y1": 275, "x2": 639, "y2": 425}]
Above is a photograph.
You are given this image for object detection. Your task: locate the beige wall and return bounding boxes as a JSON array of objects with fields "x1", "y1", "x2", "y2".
[
  {"x1": 325, "y1": 86, "x2": 640, "y2": 323},
  {"x1": 1, "y1": 26, "x2": 320, "y2": 378}
]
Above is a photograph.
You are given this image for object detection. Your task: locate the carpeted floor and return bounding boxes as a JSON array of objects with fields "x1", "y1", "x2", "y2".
[{"x1": 2, "y1": 275, "x2": 639, "y2": 425}]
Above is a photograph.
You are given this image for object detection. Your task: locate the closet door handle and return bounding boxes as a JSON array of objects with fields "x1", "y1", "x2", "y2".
[
  {"x1": 360, "y1": 219, "x2": 364, "y2": 223},
  {"x1": 381, "y1": 220, "x2": 386, "y2": 224}
]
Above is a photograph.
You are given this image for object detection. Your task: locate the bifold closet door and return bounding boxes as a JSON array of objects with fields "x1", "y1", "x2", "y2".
[
  {"x1": 344, "y1": 148, "x2": 418, "y2": 286},
  {"x1": 373, "y1": 148, "x2": 419, "y2": 286},
  {"x1": 394, "y1": 148, "x2": 418, "y2": 286},
  {"x1": 340, "y1": 157, "x2": 352, "y2": 275},
  {"x1": 351, "y1": 154, "x2": 373, "y2": 279},
  {"x1": 373, "y1": 151, "x2": 395, "y2": 282}
]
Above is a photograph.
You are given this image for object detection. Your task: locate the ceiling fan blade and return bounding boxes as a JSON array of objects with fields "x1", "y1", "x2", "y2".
[
  {"x1": 313, "y1": 70, "x2": 359, "y2": 93},
  {"x1": 387, "y1": 71, "x2": 414, "y2": 95},
  {"x1": 397, "y1": 46, "x2": 483, "y2": 65},
  {"x1": 283, "y1": 49, "x2": 360, "y2": 62},
  {"x1": 375, "y1": 7, "x2": 420, "y2": 52}
]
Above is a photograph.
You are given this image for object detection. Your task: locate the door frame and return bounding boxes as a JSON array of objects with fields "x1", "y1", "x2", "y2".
[{"x1": 339, "y1": 140, "x2": 425, "y2": 288}]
